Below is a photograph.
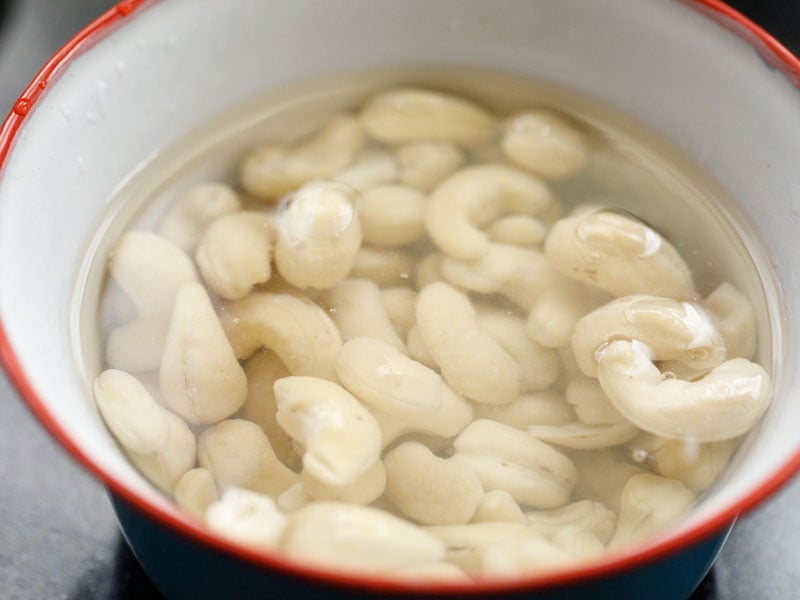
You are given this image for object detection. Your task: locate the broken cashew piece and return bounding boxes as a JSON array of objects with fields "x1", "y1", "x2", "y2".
[
  {"x1": 275, "y1": 181, "x2": 362, "y2": 289},
  {"x1": 395, "y1": 142, "x2": 465, "y2": 191},
  {"x1": 195, "y1": 211, "x2": 272, "y2": 300},
  {"x1": 220, "y1": 291, "x2": 342, "y2": 381},
  {"x1": 157, "y1": 183, "x2": 241, "y2": 252},
  {"x1": 360, "y1": 88, "x2": 496, "y2": 146},
  {"x1": 501, "y1": 110, "x2": 588, "y2": 180},
  {"x1": 425, "y1": 164, "x2": 557, "y2": 261},
  {"x1": 453, "y1": 419, "x2": 577, "y2": 508},
  {"x1": 159, "y1": 283, "x2": 248, "y2": 425},
  {"x1": 284, "y1": 502, "x2": 445, "y2": 572},
  {"x1": 384, "y1": 441, "x2": 484, "y2": 526},
  {"x1": 571, "y1": 295, "x2": 727, "y2": 378},
  {"x1": 358, "y1": 184, "x2": 426, "y2": 247},
  {"x1": 197, "y1": 419, "x2": 299, "y2": 497},
  {"x1": 544, "y1": 207, "x2": 696, "y2": 299},
  {"x1": 174, "y1": 468, "x2": 219, "y2": 519},
  {"x1": 596, "y1": 340, "x2": 771, "y2": 442},
  {"x1": 274, "y1": 376, "x2": 382, "y2": 486},
  {"x1": 240, "y1": 114, "x2": 365, "y2": 199},
  {"x1": 416, "y1": 282, "x2": 522, "y2": 405},
  {"x1": 205, "y1": 488, "x2": 288, "y2": 551}
]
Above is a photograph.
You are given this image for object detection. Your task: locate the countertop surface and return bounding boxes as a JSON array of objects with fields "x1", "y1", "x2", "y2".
[{"x1": 1, "y1": 1, "x2": 799, "y2": 599}]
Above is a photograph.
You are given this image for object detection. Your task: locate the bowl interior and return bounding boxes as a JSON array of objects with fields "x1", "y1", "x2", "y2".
[{"x1": 1, "y1": 0, "x2": 799, "y2": 586}]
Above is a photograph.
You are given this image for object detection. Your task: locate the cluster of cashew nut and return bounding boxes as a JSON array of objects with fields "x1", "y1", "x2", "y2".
[{"x1": 92, "y1": 86, "x2": 772, "y2": 582}]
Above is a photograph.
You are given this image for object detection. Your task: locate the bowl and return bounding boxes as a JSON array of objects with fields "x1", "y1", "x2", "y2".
[{"x1": 1, "y1": 1, "x2": 800, "y2": 598}]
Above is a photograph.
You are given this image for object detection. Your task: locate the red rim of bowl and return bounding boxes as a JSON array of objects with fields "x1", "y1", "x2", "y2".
[{"x1": 2, "y1": 0, "x2": 800, "y2": 594}]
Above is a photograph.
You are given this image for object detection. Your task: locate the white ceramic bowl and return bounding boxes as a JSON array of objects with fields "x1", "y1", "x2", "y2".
[{"x1": 1, "y1": 1, "x2": 799, "y2": 598}]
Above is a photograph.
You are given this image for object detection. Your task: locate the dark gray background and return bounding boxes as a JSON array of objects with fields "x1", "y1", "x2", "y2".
[{"x1": 0, "y1": 1, "x2": 798, "y2": 598}]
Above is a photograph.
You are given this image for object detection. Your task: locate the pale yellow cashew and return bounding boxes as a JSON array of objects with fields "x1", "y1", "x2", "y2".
[
  {"x1": 276, "y1": 483, "x2": 311, "y2": 514},
  {"x1": 487, "y1": 215, "x2": 548, "y2": 247},
  {"x1": 571, "y1": 295, "x2": 727, "y2": 378},
  {"x1": 197, "y1": 419, "x2": 299, "y2": 497},
  {"x1": 425, "y1": 164, "x2": 557, "y2": 261},
  {"x1": 550, "y1": 526, "x2": 606, "y2": 561},
  {"x1": 528, "y1": 421, "x2": 640, "y2": 450},
  {"x1": 471, "y1": 490, "x2": 527, "y2": 524},
  {"x1": 702, "y1": 282, "x2": 757, "y2": 360},
  {"x1": 379, "y1": 286, "x2": 416, "y2": 339},
  {"x1": 275, "y1": 181, "x2": 362, "y2": 289},
  {"x1": 240, "y1": 114, "x2": 366, "y2": 199},
  {"x1": 358, "y1": 184, "x2": 427, "y2": 247},
  {"x1": 324, "y1": 280, "x2": 407, "y2": 355},
  {"x1": 238, "y1": 350, "x2": 300, "y2": 471},
  {"x1": 157, "y1": 183, "x2": 241, "y2": 252},
  {"x1": 482, "y1": 536, "x2": 576, "y2": 577},
  {"x1": 566, "y1": 377, "x2": 626, "y2": 425},
  {"x1": 453, "y1": 419, "x2": 577, "y2": 508},
  {"x1": 544, "y1": 207, "x2": 696, "y2": 299},
  {"x1": 416, "y1": 282, "x2": 522, "y2": 406},
  {"x1": 501, "y1": 110, "x2": 588, "y2": 180},
  {"x1": 205, "y1": 488, "x2": 288, "y2": 551},
  {"x1": 473, "y1": 391, "x2": 574, "y2": 431},
  {"x1": 274, "y1": 376, "x2": 382, "y2": 487},
  {"x1": 608, "y1": 474, "x2": 696, "y2": 549},
  {"x1": 174, "y1": 468, "x2": 218, "y2": 519},
  {"x1": 333, "y1": 149, "x2": 398, "y2": 192},
  {"x1": 384, "y1": 441, "x2": 484, "y2": 526},
  {"x1": 219, "y1": 292, "x2": 342, "y2": 381},
  {"x1": 195, "y1": 211, "x2": 272, "y2": 300},
  {"x1": 405, "y1": 326, "x2": 438, "y2": 370},
  {"x1": 301, "y1": 459, "x2": 386, "y2": 505},
  {"x1": 525, "y1": 500, "x2": 618, "y2": 545},
  {"x1": 283, "y1": 502, "x2": 445, "y2": 572},
  {"x1": 348, "y1": 246, "x2": 414, "y2": 287},
  {"x1": 360, "y1": 88, "x2": 496, "y2": 146},
  {"x1": 596, "y1": 340, "x2": 771, "y2": 442},
  {"x1": 395, "y1": 141, "x2": 465, "y2": 191}
]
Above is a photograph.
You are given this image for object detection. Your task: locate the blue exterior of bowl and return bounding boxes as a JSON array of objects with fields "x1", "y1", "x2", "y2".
[{"x1": 111, "y1": 492, "x2": 730, "y2": 600}]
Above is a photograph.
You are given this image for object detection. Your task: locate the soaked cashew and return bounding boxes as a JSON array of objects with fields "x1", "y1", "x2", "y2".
[
  {"x1": 334, "y1": 149, "x2": 398, "y2": 192},
  {"x1": 406, "y1": 326, "x2": 438, "y2": 370},
  {"x1": 205, "y1": 488, "x2": 288, "y2": 550},
  {"x1": 426, "y1": 522, "x2": 538, "y2": 573},
  {"x1": 544, "y1": 207, "x2": 696, "y2": 299},
  {"x1": 384, "y1": 442, "x2": 484, "y2": 525},
  {"x1": 219, "y1": 292, "x2": 342, "y2": 380},
  {"x1": 159, "y1": 284, "x2": 248, "y2": 425},
  {"x1": 238, "y1": 350, "x2": 300, "y2": 471},
  {"x1": 471, "y1": 490, "x2": 527, "y2": 524},
  {"x1": 528, "y1": 421, "x2": 640, "y2": 450},
  {"x1": 195, "y1": 211, "x2": 272, "y2": 300},
  {"x1": 380, "y1": 286, "x2": 416, "y2": 339},
  {"x1": 274, "y1": 376, "x2": 381, "y2": 486},
  {"x1": 608, "y1": 474, "x2": 696, "y2": 549},
  {"x1": 596, "y1": 340, "x2": 771, "y2": 442},
  {"x1": 473, "y1": 391, "x2": 574, "y2": 431},
  {"x1": 550, "y1": 526, "x2": 606, "y2": 561},
  {"x1": 325, "y1": 280, "x2": 407, "y2": 354},
  {"x1": 275, "y1": 182, "x2": 362, "y2": 289},
  {"x1": 525, "y1": 500, "x2": 617, "y2": 545},
  {"x1": 336, "y1": 338, "x2": 446, "y2": 421},
  {"x1": 416, "y1": 282, "x2": 522, "y2": 406},
  {"x1": 174, "y1": 468, "x2": 219, "y2": 519},
  {"x1": 502, "y1": 110, "x2": 588, "y2": 180},
  {"x1": 571, "y1": 295, "x2": 727, "y2": 378},
  {"x1": 158, "y1": 183, "x2": 241, "y2": 252},
  {"x1": 360, "y1": 88, "x2": 496, "y2": 146},
  {"x1": 348, "y1": 246, "x2": 414, "y2": 286},
  {"x1": 396, "y1": 142, "x2": 465, "y2": 191},
  {"x1": 425, "y1": 165, "x2": 557, "y2": 261},
  {"x1": 487, "y1": 215, "x2": 548, "y2": 247},
  {"x1": 572, "y1": 449, "x2": 646, "y2": 512},
  {"x1": 302, "y1": 459, "x2": 386, "y2": 505},
  {"x1": 476, "y1": 306, "x2": 560, "y2": 393},
  {"x1": 453, "y1": 419, "x2": 577, "y2": 508},
  {"x1": 482, "y1": 535, "x2": 576, "y2": 577},
  {"x1": 198, "y1": 419, "x2": 299, "y2": 497},
  {"x1": 283, "y1": 502, "x2": 445, "y2": 572},
  {"x1": 240, "y1": 114, "x2": 366, "y2": 199},
  {"x1": 276, "y1": 483, "x2": 311, "y2": 513},
  {"x1": 358, "y1": 184, "x2": 426, "y2": 247},
  {"x1": 703, "y1": 282, "x2": 757, "y2": 360},
  {"x1": 566, "y1": 377, "x2": 626, "y2": 425}
]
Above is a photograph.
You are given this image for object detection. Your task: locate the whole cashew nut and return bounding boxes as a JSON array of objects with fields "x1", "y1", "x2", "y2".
[
  {"x1": 425, "y1": 165, "x2": 557, "y2": 261},
  {"x1": 416, "y1": 282, "x2": 522, "y2": 406},
  {"x1": 544, "y1": 207, "x2": 696, "y2": 299},
  {"x1": 571, "y1": 295, "x2": 727, "y2": 377},
  {"x1": 240, "y1": 114, "x2": 366, "y2": 199},
  {"x1": 159, "y1": 284, "x2": 248, "y2": 425},
  {"x1": 274, "y1": 376, "x2": 382, "y2": 486},
  {"x1": 158, "y1": 183, "x2": 241, "y2": 252},
  {"x1": 174, "y1": 468, "x2": 219, "y2": 519},
  {"x1": 275, "y1": 182, "x2": 362, "y2": 289},
  {"x1": 487, "y1": 215, "x2": 548, "y2": 247},
  {"x1": 384, "y1": 441, "x2": 484, "y2": 525},
  {"x1": 205, "y1": 487, "x2": 288, "y2": 551},
  {"x1": 596, "y1": 340, "x2": 771, "y2": 442},
  {"x1": 395, "y1": 142, "x2": 465, "y2": 191},
  {"x1": 360, "y1": 88, "x2": 496, "y2": 146}
]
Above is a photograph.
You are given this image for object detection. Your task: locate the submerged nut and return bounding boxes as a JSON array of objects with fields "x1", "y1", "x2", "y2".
[
  {"x1": 174, "y1": 468, "x2": 219, "y2": 519},
  {"x1": 702, "y1": 282, "x2": 757, "y2": 360},
  {"x1": 358, "y1": 184, "x2": 426, "y2": 247},
  {"x1": 157, "y1": 183, "x2": 241, "y2": 252},
  {"x1": 525, "y1": 500, "x2": 618, "y2": 544},
  {"x1": 395, "y1": 142, "x2": 464, "y2": 191},
  {"x1": 301, "y1": 459, "x2": 386, "y2": 505},
  {"x1": 205, "y1": 487, "x2": 288, "y2": 550}
]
